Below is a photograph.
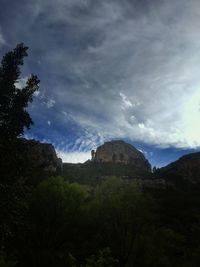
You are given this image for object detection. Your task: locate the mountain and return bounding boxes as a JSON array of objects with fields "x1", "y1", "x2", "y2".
[
  {"x1": 62, "y1": 140, "x2": 152, "y2": 185},
  {"x1": 91, "y1": 140, "x2": 151, "y2": 172},
  {"x1": 15, "y1": 138, "x2": 200, "y2": 187},
  {"x1": 156, "y1": 152, "x2": 200, "y2": 185},
  {"x1": 63, "y1": 141, "x2": 200, "y2": 188}
]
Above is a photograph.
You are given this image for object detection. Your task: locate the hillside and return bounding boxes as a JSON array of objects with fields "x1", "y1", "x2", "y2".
[
  {"x1": 62, "y1": 161, "x2": 152, "y2": 185},
  {"x1": 156, "y1": 152, "x2": 200, "y2": 186}
]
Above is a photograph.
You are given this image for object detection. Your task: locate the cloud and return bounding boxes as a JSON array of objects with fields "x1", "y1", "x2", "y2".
[
  {"x1": 57, "y1": 150, "x2": 91, "y2": 163},
  {"x1": 119, "y1": 92, "x2": 133, "y2": 110},
  {"x1": 2, "y1": 0, "x2": 200, "y2": 152},
  {"x1": 15, "y1": 77, "x2": 29, "y2": 89},
  {"x1": 46, "y1": 99, "x2": 56, "y2": 109}
]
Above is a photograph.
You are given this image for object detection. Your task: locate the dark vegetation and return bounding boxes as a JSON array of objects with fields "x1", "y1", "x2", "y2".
[
  {"x1": 1, "y1": 44, "x2": 200, "y2": 267},
  {"x1": 62, "y1": 161, "x2": 152, "y2": 185}
]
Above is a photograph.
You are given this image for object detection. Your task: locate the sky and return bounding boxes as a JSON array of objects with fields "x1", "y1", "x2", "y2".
[{"x1": 0, "y1": 0, "x2": 200, "y2": 167}]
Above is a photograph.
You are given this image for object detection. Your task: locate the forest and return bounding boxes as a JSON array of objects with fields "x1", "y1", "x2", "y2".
[{"x1": 1, "y1": 45, "x2": 200, "y2": 267}]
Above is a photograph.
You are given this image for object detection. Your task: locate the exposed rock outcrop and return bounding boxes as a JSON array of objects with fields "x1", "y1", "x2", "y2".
[
  {"x1": 20, "y1": 139, "x2": 62, "y2": 175},
  {"x1": 91, "y1": 140, "x2": 151, "y2": 172}
]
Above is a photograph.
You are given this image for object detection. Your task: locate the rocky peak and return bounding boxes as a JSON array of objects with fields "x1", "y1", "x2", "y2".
[{"x1": 91, "y1": 140, "x2": 151, "y2": 172}]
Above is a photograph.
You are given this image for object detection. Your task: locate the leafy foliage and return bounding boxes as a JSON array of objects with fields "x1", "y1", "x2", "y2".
[
  {"x1": 1, "y1": 173, "x2": 200, "y2": 267},
  {"x1": 83, "y1": 248, "x2": 118, "y2": 267}
]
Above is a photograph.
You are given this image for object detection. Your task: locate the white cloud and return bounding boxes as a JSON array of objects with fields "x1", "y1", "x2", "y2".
[
  {"x1": 46, "y1": 99, "x2": 56, "y2": 109},
  {"x1": 15, "y1": 77, "x2": 28, "y2": 89},
  {"x1": 57, "y1": 150, "x2": 91, "y2": 163},
  {"x1": 58, "y1": 0, "x2": 200, "y2": 149},
  {"x1": 119, "y1": 92, "x2": 133, "y2": 110},
  {"x1": 7, "y1": 0, "x2": 200, "y2": 150}
]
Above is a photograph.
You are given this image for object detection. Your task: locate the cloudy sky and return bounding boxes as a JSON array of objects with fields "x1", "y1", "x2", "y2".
[{"x1": 1, "y1": 0, "x2": 200, "y2": 166}]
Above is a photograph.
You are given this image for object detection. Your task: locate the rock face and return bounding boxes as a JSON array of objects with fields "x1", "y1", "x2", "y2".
[
  {"x1": 20, "y1": 139, "x2": 62, "y2": 174},
  {"x1": 92, "y1": 140, "x2": 151, "y2": 172},
  {"x1": 157, "y1": 152, "x2": 200, "y2": 184}
]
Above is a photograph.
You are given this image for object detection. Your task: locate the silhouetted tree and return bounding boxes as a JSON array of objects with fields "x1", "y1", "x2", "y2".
[
  {"x1": 0, "y1": 44, "x2": 39, "y2": 263},
  {"x1": 0, "y1": 43, "x2": 39, "y2": 142},
  {"x1": 0, "y1": 43, "x2": 40, "y2": 180}
]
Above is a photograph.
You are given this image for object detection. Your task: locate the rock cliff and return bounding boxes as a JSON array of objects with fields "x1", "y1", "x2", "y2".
[
  {"x1": 20, "y1": 139, "x2": 62, "y2": 174},
  {"x1": 91, "y1": 140, "x2": 151, "y2": 172}
]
